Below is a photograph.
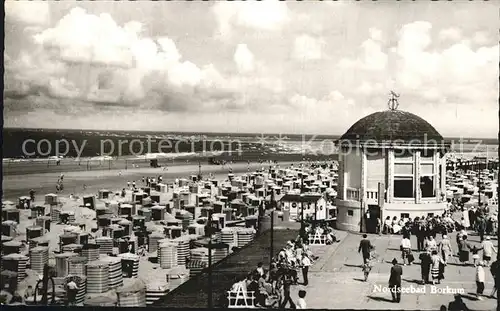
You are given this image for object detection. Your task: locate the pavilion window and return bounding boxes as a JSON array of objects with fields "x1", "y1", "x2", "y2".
[
  {"x1": 393, "y1": 163, "x2": 414, "y2": 198},
  {"x1": 394, "y1": 176, "x2": 413, "y2": 198},
  {"x1": 420, "y1": 163, "x2": 435, "y2": 198}
]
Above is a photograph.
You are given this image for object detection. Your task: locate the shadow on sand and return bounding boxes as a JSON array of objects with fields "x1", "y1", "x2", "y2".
[
  {"x1": 367, "y1": 296, "x2": 394, "y2": 303},
  {"x1": 344, "y1": 264, "x2": 362, "y2": 268},
  {"x1": 461, "y1": 293, "x2": 480, "y2": 301},
  {"x1": 446, "y1": 262, "x2": 469, "y2": 267},
  {"x1": 353, "y1": 278, "x2": 366, "y2": 282},
  {"x1": 403, "y1": 278, "x2": 422, "y2": 285}
]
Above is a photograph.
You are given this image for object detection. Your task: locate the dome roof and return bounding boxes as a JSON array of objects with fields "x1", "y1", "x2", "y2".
[{"x1": 339, "y1": 110, "x2": 444, "y2": 145}]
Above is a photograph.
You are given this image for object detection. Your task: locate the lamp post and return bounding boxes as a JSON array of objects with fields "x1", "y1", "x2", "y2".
[
  {"x1": 300, "y1": 175, "x2": 305, "y2": 237},
  {"x1": 270, "y1": 209, "x2": 274, "y2": 267},
  {"x1": 207, "y1": 209, "x2": 213, "y2": 309}
]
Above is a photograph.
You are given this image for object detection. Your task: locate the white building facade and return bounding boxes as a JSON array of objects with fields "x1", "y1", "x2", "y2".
[{"x1": 334, "y1": 106, "x2": 450, "y2": 232}]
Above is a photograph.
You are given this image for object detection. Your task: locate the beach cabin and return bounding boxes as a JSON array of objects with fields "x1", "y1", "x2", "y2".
[
  {"x1": 98, "y1": 189, "x2": 111, "y2": 200},
  {"x1": 18, "y1": 196, "x2": 31, "y2": 209},
  {"x1": 45, "y1": 193, "x2": 58, "y2": 205},
  {"x1": 280, "y1": 193, "x2": 325, "y2": 221},
  {"x1": 83, "y1": 196, "x2": 96, "y2": 209}
]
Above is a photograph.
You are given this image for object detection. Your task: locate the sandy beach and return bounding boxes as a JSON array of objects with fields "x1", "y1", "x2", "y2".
[{"x1": 2, "y1": 161, "x2": 299, "y2": 201}]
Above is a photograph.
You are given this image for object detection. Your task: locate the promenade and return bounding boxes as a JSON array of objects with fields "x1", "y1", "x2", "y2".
[{"x1": 295, "y1": 231, "x2": 497, "y2": 310}]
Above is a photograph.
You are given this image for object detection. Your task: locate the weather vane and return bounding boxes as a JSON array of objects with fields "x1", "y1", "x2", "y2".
[{"x1": 388, "y1": 91, "x2": 400, "y2": 110}]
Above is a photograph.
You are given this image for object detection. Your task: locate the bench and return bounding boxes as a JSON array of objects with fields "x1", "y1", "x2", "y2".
[
  {"x1": 308, "y1": 232, "x2": 327, "y2": 245},
  {"x1": 227, "y1": 289, "x2": 256, "y2": 308}
]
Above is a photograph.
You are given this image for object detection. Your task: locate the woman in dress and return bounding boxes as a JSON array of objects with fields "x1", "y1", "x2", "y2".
[
  {"x1": 430, "y1": 250, "x2": 445, "y2": 285},
  {"x1": 459, "y1": 235, "x2": 472, "y2": 266},
  {"x1": 425, "y1": 235, "x2": 438, "y2": 253},
  {"x1": 438, "y1": 234, "x2": 453, "y2": 264}
]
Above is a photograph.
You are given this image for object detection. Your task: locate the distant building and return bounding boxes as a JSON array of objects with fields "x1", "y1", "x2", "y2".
[
  {"x1": 280, "y1": 193, "x2": 329, "y2": 221},
  {"x1": 334, "y1": 95, "x2": 450, "y2": 232}
]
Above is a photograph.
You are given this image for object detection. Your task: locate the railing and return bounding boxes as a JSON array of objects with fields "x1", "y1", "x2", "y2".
[
  {"x1": 365, "y1": 189, "x2": 379, "y2": 204},
  {"x1": 345, "y1": 187, "x2": 380, "y2": 204},
  {"x1": 346, "y1": 187, "x2": 359, "y2": 201},
  {"x1": 227, "y1": 290, "x2": 256, "y2": 308},
  {"x1": 308, "y1": 233, "x2": 327, "y2": 245}
]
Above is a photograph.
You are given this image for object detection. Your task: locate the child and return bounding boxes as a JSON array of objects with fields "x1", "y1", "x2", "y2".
[
  {"x1": 476, "y1": 261, "x2": 485, "y2": 300},
  {"x1": 362, "y1": 259, "x2": 372, "y2": 282},
  {"x1": 296, "y1": 290, "x2": 307, "y2": 309},
  {"x1": 471, "y1": 245, "x2": 481, "y2": 266}
]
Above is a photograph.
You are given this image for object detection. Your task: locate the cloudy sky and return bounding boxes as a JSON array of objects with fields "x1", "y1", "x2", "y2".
[{"x1": 4, "y1": 1, "x2": 498, "y2": 137}]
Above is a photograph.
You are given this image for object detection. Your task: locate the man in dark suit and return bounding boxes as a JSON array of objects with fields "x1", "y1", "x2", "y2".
[
  {"x1": 358, "y1": 234, "x2": 374, "y2": 264},
  {"x1": 389, "y1": 258, "x2": 403, "y2": 303}
]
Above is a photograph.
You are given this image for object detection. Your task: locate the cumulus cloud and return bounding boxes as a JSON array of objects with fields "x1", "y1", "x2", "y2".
[
  {"x1": 439, "y1": 28, "x2": 462, "y2": 41},
  {"x1": 5, "y1": 7, "x2": 280, "y2": 114},
  {"x1": 212, "y1": 1, "x2": 289, "y2": 38},
  {"x1": 293, "y1": 35, "x2": 326, "y2": 61},
  {"x1": 234, "y1": 44, "x2": 255, "y2": 73},
  {"x1": 472, "y1": 31, "x2": 490, "y2": 45},
  {"x1": 338, "y1": 27, "x2": 387, "y2": 71},
  {"x1": 336, "y1": 21, "x2": 498, "y2": 137},
  {"x1": 5, "y1": 0, "x2": 50, "y2": 25},
  {"x1": 369, "y1": 28, "x2": 383, "y2": 41}
]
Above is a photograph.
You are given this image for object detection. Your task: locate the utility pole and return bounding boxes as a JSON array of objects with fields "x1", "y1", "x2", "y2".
[
  {"x1": 270, "y1": 209, "x2": 274, "y2": 267},
  {"x1": 198, "y1": 160, "x2": 202, "y2": 181},
  {"x1": 300, "y1": 175, "x2": 305, "y2": 237},
  {"x1": 477, "y1": 161, "x2": 481, "y2": 207},
  {"x1": 207, "y1": 209, "x2": 213, "y2": 309}
]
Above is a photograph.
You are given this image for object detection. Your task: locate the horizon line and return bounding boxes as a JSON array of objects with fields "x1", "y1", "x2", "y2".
[{"x1": 3, "y1": 126, "x2": 499, "y2": 141}]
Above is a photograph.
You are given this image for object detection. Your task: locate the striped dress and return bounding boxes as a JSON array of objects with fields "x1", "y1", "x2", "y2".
[{"x1": 431, "y1": 255, "x2": 443, "y2": 280}]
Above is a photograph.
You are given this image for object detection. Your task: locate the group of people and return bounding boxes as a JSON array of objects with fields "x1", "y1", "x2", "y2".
[
  {"x1": 125, "y1": 176, "x2": 164, "y2": 190},
  {"x1": 382, "y1": 213, "x2": 456, "y2": 237},
  {"x1": 229, "y1": 233, "x2": 318, "y2": 308},
  {"x1": 462, "y1": 205, "x2": 498, "y2": 241},
  {"x1": 304, "y1": 223, "x2": 337, "y2": 244},
  {"x1": 359, "y1": 221, "x2": 499, "y2": 305}
]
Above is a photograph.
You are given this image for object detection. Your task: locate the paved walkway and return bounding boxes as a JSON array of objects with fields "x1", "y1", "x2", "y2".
[{"x1": 290, "y1": 230, "x2": 498, "y2": 310}]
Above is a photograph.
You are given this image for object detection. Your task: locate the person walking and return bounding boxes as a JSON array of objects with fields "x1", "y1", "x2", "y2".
[
  {"x1": 459, "y1": 235, "x2": 472, "y2": 266},
  {"x1": 300, "y1": 253, "x2": 312, "y2": 286},
  {"x1": 358, "y1": 234, "x2": 374, "y2": 265},
  {"x1": 362, "y1": 258, "x2": 372, "y2": 282},
  {"x1": 439, "y1": 234, "x2": 453, "y2": 264},
  {"x1": 490, "y1": 260, "x2": 498, "y2": 298},
  {"x1": 480, "y1": 236, "x2": 497, "y2": 267},
  {"x1": 430, "y1": 250, "x2": 445, "y2": 285},
  {"x1": 476, "y1": 216, "x2": 486, "y2": 242},
  {"x1": 456, "y1": 230, "x2": 465, "y2": 255},
  {"x1": 419, "y1": 251, "x2": 432, "y2": 284},
  {"x1": 471, "y1": 245, "x2": 481, "y2": 267},
  {"x1": 416, "y1": 222, "x2": 426, "y2": 251},
  {"x1": 475, "y1": 261, "x2": 486, "y2": 300},
  {"x1": 279, "y1": 271, "x2": 295, "y2": 308},
  {"x1": 400, "y1": 235, "x2": 412, "y2": 266},
  {"x1": 388, "y1": 258, "x2": 403, "y2": 303}
]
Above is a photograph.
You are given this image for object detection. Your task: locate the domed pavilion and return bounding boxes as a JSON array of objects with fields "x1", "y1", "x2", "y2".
[{"x1": 335, "y1": 92, "x2": 450, "y2": 232}]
